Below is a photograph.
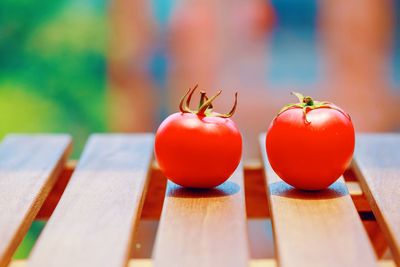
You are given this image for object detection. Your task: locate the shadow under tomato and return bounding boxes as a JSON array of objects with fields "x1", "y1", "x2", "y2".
[
  {"x1": 268, "y1": 180, "x2": 347, "y2": 200},
  {"x1": 168, "y1": 181, "x2": 241, "y2": 198}
]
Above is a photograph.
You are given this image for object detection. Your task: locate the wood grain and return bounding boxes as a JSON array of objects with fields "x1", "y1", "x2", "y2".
[
  {"x1": 259, "y1": 135, "x2": 377, "y2": 267},
  {"x1": 354, "y1": 134, "x2": 400, "y2": 265},
  {"x1": 153, "y1": 164, "x2": 249, "y2": 267},
  {"x1": 27, "y1": 134, "x2": 153, "y2": 267},
  {"x1": 0, "y1": 134, "x2": 71, "y2": 267}
]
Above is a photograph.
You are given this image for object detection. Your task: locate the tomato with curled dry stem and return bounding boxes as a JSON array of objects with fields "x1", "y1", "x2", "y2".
[
  {"x1": 155, "y1": 85, "x2": 242, "y2": 188},
  {"x1": 266, "y1": 92, "x2": 355, "y2": 190}
]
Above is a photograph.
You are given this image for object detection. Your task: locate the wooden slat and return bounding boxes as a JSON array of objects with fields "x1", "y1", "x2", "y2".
[
  {"x1": 259, "y1": 135, "x2": 377, "y2": 267},
  {"x1": 354, "y1": 134, "x2": 400, "y2": 265},
  {"x1": 0, "y1": 134, "x2": 71, "y2": 267},
  {"x1": 153, "y1": 164, "x2": 249, "y2": 267},
  {"x1": 27, "y1": 134, "x2": 153, "y2": 267}
]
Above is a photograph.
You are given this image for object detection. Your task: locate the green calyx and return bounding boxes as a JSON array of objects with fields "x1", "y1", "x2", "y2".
[
  {"x1": 277, "y1": 92, "x2": 349, "y2": 124},
  {"x1": 179, "y1": 84, "x2": 238, "y2": 118}
]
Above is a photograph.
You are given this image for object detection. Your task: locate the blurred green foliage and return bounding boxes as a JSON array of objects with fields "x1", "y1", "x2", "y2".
[
  {"x1": 0, "y1": 0, "x2": 108, "y2": 158},
  {"x1": 0, "y1": 0, "x2": 107, "y2": 259}
]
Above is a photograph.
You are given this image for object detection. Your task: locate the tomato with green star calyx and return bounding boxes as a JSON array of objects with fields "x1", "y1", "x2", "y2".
[
  {"x1": 266, "y1": 92, "x2": 355, "y2": 190},
  {"x1": 155, "y1": 85, "x2": 242, "y2": 188}
]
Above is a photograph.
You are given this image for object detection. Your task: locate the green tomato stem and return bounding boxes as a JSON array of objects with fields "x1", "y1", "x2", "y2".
[
  {"x1": 276, "y1": 91, "x2": 351, "y2": 124},
  {"x1": 178, "y1": 85, "x2": 238, "y2": 118}
]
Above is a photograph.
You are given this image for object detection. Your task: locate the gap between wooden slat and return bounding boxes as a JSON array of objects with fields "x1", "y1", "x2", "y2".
[{"x1": 35, "y1": 160, "x2": 76, "y2": 220}]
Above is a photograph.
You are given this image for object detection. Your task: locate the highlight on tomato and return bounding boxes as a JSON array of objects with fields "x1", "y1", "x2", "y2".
[
  {"x1": 266, "y1": 92, "x2": 355, "y2": 190},
  {"x1": 155, "y1": 85, "x2": 242, "y2": 188}
]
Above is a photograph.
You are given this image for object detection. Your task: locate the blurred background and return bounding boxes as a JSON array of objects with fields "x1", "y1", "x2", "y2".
[{"x1": 1, "y1": 0, "x2": 400, "y2": 258}]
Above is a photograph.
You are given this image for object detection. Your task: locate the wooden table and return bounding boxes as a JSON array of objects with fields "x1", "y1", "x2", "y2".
[{"x1": 0, "y1": 133, "x2": 398, "y2": 267}]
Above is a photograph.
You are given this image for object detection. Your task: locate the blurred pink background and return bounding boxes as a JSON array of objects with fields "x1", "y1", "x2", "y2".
[{"x1": 109, "y1": 0, "x2": 400, "y2": 159}]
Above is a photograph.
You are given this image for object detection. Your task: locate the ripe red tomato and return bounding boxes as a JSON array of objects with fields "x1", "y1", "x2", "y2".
[
  {"x1": 266, "y1": 92, "x2": 355, "y2": 190},
  {"x1": 155, "y1": 86, "x2": 242, "y2": 188}
]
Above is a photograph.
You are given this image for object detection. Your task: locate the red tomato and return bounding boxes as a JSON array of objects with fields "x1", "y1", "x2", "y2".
[
  {"x1": 155, "y1": 86, "x2": 242, "y2": 188},
  {"x1": 266, "y1": 92, "x2": 355, "y2": 190}
]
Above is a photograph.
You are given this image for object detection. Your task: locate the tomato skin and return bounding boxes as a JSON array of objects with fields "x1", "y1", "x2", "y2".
[
  {"x1": 266, "y1": 107, "x2": 355, "y2": 190},
  {"x1": 155, "y1": 113, "x2": 242, "y2": 188}
]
